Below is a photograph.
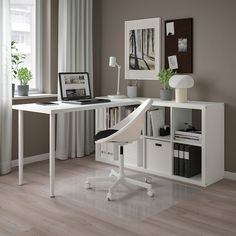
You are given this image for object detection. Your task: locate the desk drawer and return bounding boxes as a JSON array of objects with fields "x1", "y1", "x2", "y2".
[{"x1": 146, "y1": 139, "x2": 171, "y2": 174}]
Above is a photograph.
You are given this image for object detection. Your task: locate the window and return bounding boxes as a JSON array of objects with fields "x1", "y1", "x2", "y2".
[{"x1": 10, "y1": 0, "x2": 42, "y2": 92}]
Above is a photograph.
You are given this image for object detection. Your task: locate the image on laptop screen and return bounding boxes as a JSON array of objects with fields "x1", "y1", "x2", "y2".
[{"x1": 59, "y1": 72, "x2": 91, "y2": 100}]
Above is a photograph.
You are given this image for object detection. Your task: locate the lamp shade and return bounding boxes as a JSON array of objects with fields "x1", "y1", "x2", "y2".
[
  {"x1": 169, "y1": 75, "x2": 194, "y2": 103},
  {"x1": 109, "y1": 56, "x2": 116, "y2": 67},
  {"x1": 169, "y1": 75, "x2": 194, "y2": 89}
]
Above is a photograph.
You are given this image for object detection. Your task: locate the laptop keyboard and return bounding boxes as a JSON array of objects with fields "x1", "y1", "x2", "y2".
[
  {"x1": 62, "y1": 98, "x2": 111, "y2": 105},
  {"x1": 78, "y1": 98, "x2": 111, "y2": 104}
]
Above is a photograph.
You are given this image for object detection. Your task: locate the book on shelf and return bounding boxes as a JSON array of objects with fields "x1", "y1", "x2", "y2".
[
  {"x1": 146, "y1": 108, "x2": 164, "y2": 137},
  {"x1": 106, "y1": 107, "x2": 119, "y2": 128},
  {"x1": 105, "y1": 105, "x2": 138, "y2": 129},
  {"x1": 178, "y1": 144, "x2": 185, "y2": 176},
  {"x1": 173, "y1": 143, "x2": 179, "y2": 175},
  {"x1": 146, "y1": 110, "x2": 153, "y2": 136},
  {"x1": 184, "y1": 145, "x2": 201, "y2": 178}
]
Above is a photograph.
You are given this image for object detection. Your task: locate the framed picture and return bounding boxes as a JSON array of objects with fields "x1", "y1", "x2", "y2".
[{"x1": 125, "y1": 17, "x2": 161, "y2": 80}]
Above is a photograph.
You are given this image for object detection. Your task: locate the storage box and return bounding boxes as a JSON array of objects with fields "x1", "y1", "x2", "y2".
[{"x1": 146, "y1": 138, "x2": 172, "y2": 174}]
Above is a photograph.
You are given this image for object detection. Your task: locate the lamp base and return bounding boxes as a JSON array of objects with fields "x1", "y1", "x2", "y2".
[
  {"x1": 107, "y1": 94, "x2": 127, "y2": 99},
  {"x1": 175, "y1": 88, "x2": 187, "y2": 102}
]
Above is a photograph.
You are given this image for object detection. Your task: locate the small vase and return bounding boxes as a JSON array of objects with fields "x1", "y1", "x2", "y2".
[
  {"x1": 160, "y1": 89, "x2": 172, "y2": 101},
  {"x1": 18, "y1": 85, "x2": 29, "y2": 96},
  {"x1": 127, "y1": 86, "x2": 137, "y2": 98}
]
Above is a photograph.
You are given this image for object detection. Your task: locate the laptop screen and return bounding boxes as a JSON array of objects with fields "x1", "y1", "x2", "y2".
[{"x1": 59, "y1": 72, "x2": 91, "y2": 100}]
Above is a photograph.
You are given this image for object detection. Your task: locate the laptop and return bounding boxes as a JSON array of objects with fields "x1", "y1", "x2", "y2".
[{"x1": 59, "y1": 72, "x2": 110, "y2": 105}]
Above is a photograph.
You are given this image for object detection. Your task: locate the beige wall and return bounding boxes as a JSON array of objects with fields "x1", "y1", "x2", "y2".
[{"x1": 94, "y1": 0, "x2": 236, "y2": 172}]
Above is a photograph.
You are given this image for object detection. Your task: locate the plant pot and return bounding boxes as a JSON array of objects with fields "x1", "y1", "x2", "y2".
[
  {"x1": 127, "y1": 85, "x2": 137, "y2": 98},
  {"x1": 12, "y1": 83, "x2": 15, "y2": 97},
  {"x1": 160, "y1": 89, "x2": 172, "y2": 101},
  {"x1": 18, "y1": 85, "x2": 29, "y2": 96}
]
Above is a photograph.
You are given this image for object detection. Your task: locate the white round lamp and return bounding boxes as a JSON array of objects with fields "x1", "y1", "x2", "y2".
[
  {"x1": 169, "y1": 75, "x2": 194, "y2": 102},
  {"x1": 108, "y1": 56, "x2": 126, "y2": 99}
]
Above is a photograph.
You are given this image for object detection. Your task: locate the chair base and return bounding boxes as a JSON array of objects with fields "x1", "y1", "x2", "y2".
[{"x1": 85, "y1": 168, "x2": 154, "y2": 201}]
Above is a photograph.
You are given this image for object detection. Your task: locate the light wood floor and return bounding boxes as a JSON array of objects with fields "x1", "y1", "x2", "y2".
[{"x1": 0, "y1": 155, "x2": 236, "y2": 236}]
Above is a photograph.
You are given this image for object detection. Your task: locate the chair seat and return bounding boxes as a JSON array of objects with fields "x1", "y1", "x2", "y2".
[{"x1": 95, "y1": 129, "x2": 118, "y2": 142}]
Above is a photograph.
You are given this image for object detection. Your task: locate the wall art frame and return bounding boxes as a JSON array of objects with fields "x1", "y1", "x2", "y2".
[{"x1": 125, "y1": 17, "x2": 161, "y2": 80}]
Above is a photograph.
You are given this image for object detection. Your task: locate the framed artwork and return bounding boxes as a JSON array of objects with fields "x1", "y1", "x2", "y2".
[
  {"x1": 125, "y1": 17, "x2": 161, "y2": 80},
  {"x1": 165, "y1": 18, "x2": 193, "y2": 73}
]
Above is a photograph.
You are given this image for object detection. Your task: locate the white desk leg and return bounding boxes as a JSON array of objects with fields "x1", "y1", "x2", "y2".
[
  {"x1": 49, "y1": 114, "x2": 56, "y2": 198},
  {"x1": 18, "y1": 110, "x2": 24, "y2": 185}
]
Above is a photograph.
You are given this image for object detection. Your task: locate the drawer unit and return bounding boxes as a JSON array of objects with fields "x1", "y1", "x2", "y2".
[{"x1": 145, "y1": 138, "x2": 172, "y2": 174}]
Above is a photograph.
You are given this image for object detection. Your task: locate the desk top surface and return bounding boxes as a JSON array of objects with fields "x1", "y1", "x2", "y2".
[
  {"x1": 12, "y1": 99, "x2": 139, "y2": 115},
  {"x1": 12, "y1": 97, "x2": 224, "y2": 115}
]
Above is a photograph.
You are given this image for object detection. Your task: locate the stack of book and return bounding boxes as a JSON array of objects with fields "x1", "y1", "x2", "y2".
[
  {"x1": 173, "y1": 143, "x2": 201, "y2": 178},
  {"x1": 174, "y1": 130, "x2": 202, "y2": 142}
]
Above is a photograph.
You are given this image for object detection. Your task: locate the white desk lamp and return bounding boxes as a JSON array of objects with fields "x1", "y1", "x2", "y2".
[
  {"x1": 169, "y1": 75, "x2": 194, "y2": 102},
  {"x1": 108, "y1": 56, "x2": 126, "y2": 99}
]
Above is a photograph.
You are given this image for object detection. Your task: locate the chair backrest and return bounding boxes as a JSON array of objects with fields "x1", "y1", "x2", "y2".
[{"x1": 96, "y1": 99, "x2": 153, "y2": 144}]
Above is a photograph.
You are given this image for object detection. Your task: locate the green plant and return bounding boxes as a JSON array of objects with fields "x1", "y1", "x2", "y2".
[
  {"x1": 17, "y1": 67, "x2": 32, "y2": 86},
  {"x1": 11, "y1": 41, "x2": 25, "y2": 79},
  {"x1": 158, "y1": 68, "x2": 176, "y2": 90}
]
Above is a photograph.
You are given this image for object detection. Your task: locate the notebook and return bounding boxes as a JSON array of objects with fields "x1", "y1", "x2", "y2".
[{"x1": 59, "y1": 72, "x2": 110, "y2": 104}]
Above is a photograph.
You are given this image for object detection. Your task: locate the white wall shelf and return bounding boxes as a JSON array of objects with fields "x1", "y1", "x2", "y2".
[{"x1": 95, "y1": 98, "x2": 224, "y2": 187}]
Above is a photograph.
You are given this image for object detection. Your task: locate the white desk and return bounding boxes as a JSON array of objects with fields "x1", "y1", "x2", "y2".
[
  {"x1": 12, "y1": 99, "x2": 138, "y2": 197},
  {"x1": 13, "y1": 97, "x2": 224, "y2": 195}
]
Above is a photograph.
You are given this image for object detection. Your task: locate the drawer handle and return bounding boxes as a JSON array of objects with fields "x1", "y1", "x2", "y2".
[{"x1": 155, "y1": 143, "x2": 162, "y2": 147}]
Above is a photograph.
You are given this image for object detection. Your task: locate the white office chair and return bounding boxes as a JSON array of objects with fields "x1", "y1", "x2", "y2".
[{"x1": 85, "y1": 99, "x2": 154, "y2": 200}]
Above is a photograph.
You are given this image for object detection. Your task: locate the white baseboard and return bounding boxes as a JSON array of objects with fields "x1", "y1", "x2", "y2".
[
  {"x1": 11, "y1": 153, "x2": 49, "y2": 167},
  {"x1": 224, "y1": 171, "x2": 236, "y2": 181}
]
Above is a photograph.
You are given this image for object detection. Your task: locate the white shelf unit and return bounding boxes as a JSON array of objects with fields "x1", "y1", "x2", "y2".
[{"x1": 95, "y1": 98, "x2": 224, "y2": 187}]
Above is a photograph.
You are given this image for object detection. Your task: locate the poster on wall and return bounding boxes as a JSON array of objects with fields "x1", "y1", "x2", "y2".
[
  {"x1": 125, "y1": 17, "x2": 161, "y2": 80},
  {"x1": 165, "y1": 18, "x2": 193, "y2": 73}
]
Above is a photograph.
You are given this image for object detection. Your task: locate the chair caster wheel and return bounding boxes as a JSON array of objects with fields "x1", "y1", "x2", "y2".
[
  {"x1": 84, "y1": 181, "x2": 92, "y2": 189},
  {"x1": 106, "y1": 192, "x2": 113, "y2": 201},
  {"x1": 147, "y1": 190, "x2": 154, "y2": 197},
  {"x1": 145, "y1": 176, "x2": 152, "y2": 184}
]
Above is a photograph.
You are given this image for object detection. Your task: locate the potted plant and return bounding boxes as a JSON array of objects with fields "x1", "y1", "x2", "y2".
[
  {"x1": 17, "y1": 67, "x2": 32, "y2": 96},
  {"x1": 158, "y1": 68, "x2": 176, "y2": 100},
  {"x1": 11, "y1": 41, "x2": 25, "y2": 97}
]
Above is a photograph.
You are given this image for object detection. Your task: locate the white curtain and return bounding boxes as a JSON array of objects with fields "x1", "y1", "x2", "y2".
[
  {"x1": 0, "y1": 0, "x2": 12, "y2": 174},
  {"x1": 56, "y1": 0, "x2": 94, "y2": 160}
]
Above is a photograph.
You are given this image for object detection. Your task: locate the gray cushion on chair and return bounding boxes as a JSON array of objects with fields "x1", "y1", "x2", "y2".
[{"x1": 94, "y1": 129, "x2": 118, "y2": 142}]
